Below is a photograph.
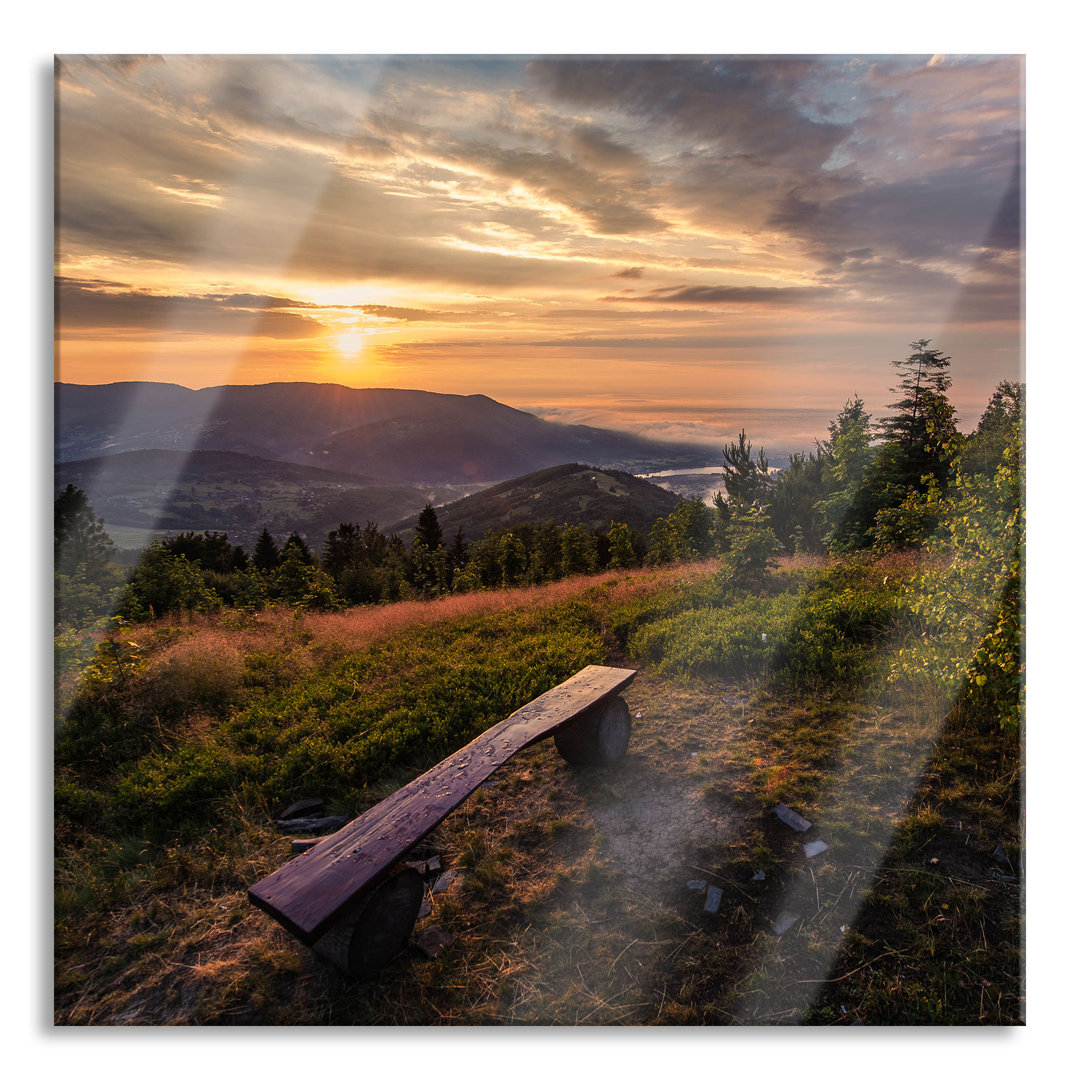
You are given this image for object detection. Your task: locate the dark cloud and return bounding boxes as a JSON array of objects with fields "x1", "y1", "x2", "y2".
[
  {"x1": 612, "y1": 267, "x2": 645, "y2": 279},
  {"x1": 604, "y1": 283, "x2": 829, "y2": 305},
  {"x1": 55, "y1": 278, "x2": 326, "y2": 339},
  {"x1": 566, "y1": 124, "x2": 643, "y2": 173},
  {"x1": 528, "y1": 57, "x2": 850, "y2": 171},
  {"x1": 447, "y1": 141, "x2": 667, "y2": 235}
]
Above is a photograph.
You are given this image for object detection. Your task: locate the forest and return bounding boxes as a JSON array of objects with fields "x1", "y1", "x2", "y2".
[{"x1": 53, "y1": 339, "x2": 1025, "y2": 1025}]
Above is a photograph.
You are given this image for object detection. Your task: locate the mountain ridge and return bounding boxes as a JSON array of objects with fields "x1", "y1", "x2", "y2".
[
  {"x1": 391, "y1": 462, "x2": 684, "y2": 542},
  {"x1": 55, "y1": 381, "x2": 717, "y2": 483}
]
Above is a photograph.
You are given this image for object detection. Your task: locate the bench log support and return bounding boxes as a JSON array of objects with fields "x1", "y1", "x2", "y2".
[{"x1": 249, "y1": 665, "x2": 637, "y2": 979}]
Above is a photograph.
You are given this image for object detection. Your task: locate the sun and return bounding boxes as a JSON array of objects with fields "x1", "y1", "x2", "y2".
[{"x1": 333, "y1": 330, "x2": 368, "y2": 359}]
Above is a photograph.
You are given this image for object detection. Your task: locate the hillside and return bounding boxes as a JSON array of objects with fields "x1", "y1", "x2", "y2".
[
  {"x1": 54, "y1": 450, "x2": 456, "y2": 552},
  {"x1": 53, "y1": 558, "x2": 1022, "y2": 1025},
  {"x1": 54, "y1": 382, "x2": 717, "y2": 483},
  {"x1": 393, "y1": 463, "x2": 683, "y2": 541}
]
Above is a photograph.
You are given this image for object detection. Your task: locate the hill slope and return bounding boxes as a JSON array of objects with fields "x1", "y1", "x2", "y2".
[
  {"x1": 54, "y1": 450, "x2": 450, "y2": 551},
  {"x1": 55, "y1": 382, "x2": 716, "y2": 483},
  {"x1": 393, "y1": 463, "x2": 684, "y2": 541}
]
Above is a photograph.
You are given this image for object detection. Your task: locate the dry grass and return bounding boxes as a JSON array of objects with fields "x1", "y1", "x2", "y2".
[{"x1": 54, "y1": 552, "x2": 1021, "y2": 1025}]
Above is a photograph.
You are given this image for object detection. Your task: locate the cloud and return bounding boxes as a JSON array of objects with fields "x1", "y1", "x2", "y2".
[
  {"x1": 527, "y1": 57, "x2": 851, "y2": 171},
  {"x1": 603, "y1": 284, "x2": 829, "y2": 305},
  {"x1": 612, "y1": 266, "x2": 645, "y2": 279},
  {"x1": 55, "y1": 278, "x2": 327, "y2": 339}
]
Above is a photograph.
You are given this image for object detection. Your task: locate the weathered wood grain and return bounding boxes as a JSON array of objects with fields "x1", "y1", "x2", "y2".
[{"x1": 248, "y1": 664, "x2": 637, "y2": 945}]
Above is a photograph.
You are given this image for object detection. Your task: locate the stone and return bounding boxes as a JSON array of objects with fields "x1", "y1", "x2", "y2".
[
  {"x1": 803, "y1": 839, "x2": 829, "y2": 858},
  {"x1": 752, "y1": 870, "x2": 766, "y2": 881},
  {"x1": 773, "y1": 804, "x2": 812, "y2": 832},
  {"x1": 277, "y1": 797, "x2": 324, "y2": 821},
  {"x1": 275, "y1": 815, "x2": 348, "y2": 833},
  {"x1": 426, "y1": 855, "x2": 442, "y2": 874},
  {"x1": 686, "y1": 880, "x2": 707, "y2": 891},
  {"x1": 703, "y1": 886, "x2": 723, "y2": 914},
  {"x1": 411, "y1": 925, "x2": 454, "y2": 959},
  {"x1": 432, "y1": 870, "x2": 457, "y2": 894},
  {"x1": 773, "y1": 910, "x2": 800, "y2": 935}
]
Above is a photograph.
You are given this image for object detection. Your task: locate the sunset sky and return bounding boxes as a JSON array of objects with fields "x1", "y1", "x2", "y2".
[{"x1": 54, "y1": 53, "x2": 1023, "y2": 450}]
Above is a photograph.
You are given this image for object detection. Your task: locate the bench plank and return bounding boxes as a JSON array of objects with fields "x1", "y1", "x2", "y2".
[{"x1": 249, "y1": 664, "x2": 637, "y2": 945}]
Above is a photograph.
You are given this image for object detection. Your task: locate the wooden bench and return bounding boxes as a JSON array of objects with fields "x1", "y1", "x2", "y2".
[{"x1": 248, "y1": 664, "x2": 638, "y2": 979}]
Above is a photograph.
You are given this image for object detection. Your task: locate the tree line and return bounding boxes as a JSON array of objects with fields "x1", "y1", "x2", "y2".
[{"x1": 55, "y1": 339, "x2": 1024, "y2": 637}]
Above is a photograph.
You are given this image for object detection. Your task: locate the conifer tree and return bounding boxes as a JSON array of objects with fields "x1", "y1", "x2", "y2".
[
  {"x1": 54, "y1": 484, "x2": 115, "y2": 577},
  {"x1": 879, "y1": 338, "x2": 956, "y2": 491},
  {"x1": 718, "y1": 430, "x2": 771, "y2": 508},
  {"x1": 282, "y1": 532, "x2": 314, "y2": 565},
  {"x1": 415, "y1": 505, "x2": 444, "y2": 551},
  {"x1": 253, "y1": 528, "x2": 280, "y2": 572}
]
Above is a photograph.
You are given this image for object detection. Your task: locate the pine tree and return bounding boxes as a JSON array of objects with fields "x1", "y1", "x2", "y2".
[
  {"x1": 415, "y1": 505, "x2": 444, "y2": 551},
  {"x1": 253, "y1": 529, "x2": 280, "y2": 572},
  {"x1": 879, "y1": 338, "x2": 956, "y2": 490},
  {"x1": 54, "y1": 484, "x2": 115, "y2": 577},
  {"x1": 606, "y1": 521, "x2": 637, "y2": 569},
  {"x1": 814, "y1": 396, "x2": 876, "y2": 552},
  {"x1": 282, "y1": 532, "x2": 314, "y2": 565},
  {"x1": 718, "y1": 430, "x2": 771, "y2": 508}
]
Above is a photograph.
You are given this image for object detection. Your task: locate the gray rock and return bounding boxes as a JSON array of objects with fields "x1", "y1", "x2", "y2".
[
  {"x1": 686, "y1": 880, "x2": 707, "y2": 891},
  {"x1": 703, "y1": 886, "x2": 723, "y2": 914},
  {"x1": 411, "y1": 926, "x2": 454, "y2": 959},
  {"x1": 773, "y1": 910, "x2": 800, "y2": 935},
  {"x1": 773, "y1": 804, "x2": 812, "y2": 832},
  {"x1": 803, "y1": 839, "x2": 829, "y2": 858},
  {"x1": 432, "y1": 870, "x2": 457, "y2": 894},
  {"x1": 275, "y1": 815, "x2": 348, "y2": 834},
  {"x1": 277, "y1": 797, "x2": 324, "y2": 821}
]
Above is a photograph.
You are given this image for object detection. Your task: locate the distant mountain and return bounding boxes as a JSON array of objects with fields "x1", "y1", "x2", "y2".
[
  {"x1": 54, "y1": 449, "x2": 456, "y2": 551},
  {"x1": 391, "y1": 463, "x2": 684, "y2": 542},
  {"x1": 55, "y1": 382, "x2": 716, "y2": 483}
]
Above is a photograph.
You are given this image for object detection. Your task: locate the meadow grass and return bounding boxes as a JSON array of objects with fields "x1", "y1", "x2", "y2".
[{"x1": 54, "y1": 552, "x2": 1022, "y2": 1025}]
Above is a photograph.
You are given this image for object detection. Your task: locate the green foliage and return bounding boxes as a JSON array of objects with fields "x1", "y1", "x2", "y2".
[
  {"x1": 719, "y1": 506, "x2": 782, "y2": 592},
  {"x1": 627, "y1": 591, "x2": 801, "y2": 678},
  {"x1": 55, "y1": 484, "x2": 116, "y2": 578},
  {"x1": 719, "y1": 429, "x2": 771, "y2": 507},
  {"x1": 621, "y1": 555, "x2": 916, "y2": 690},
  {"x1": 774, "y1": 558, "x2": 914, "y2": 687},
  {"x1": 415, "y1": 504, "x2": 444, "y2": 551},
  {"x1": 252, "y1": 528, "x2": 280, "y2": 572},
  {"x1": 813, "y1": 396, "x2": 875, "y2": 553},
  {"x1": 893, "y1": 399, "x2": 1024, "y2": 731},
  {"x1": 54, "y1": 564, "x2": 127, "y2": 630},
  {"x1": 119, "y1": 544, "x2": 222, "y2": 621},
  {"x1": 56, "y1": 602, "x2": 605, "y2": 836},
  {"x1": 606, "y1": 521, "x2": 637, "y2": 569},
  {"x1": 767, "y1": 449, "x2": 830, "y2": 554},
  {"x1": 268, "y1": 546, "x2": 341, "y2": 610},
  {"x1": 160, "y1": 531, "x2": 247, "y2": 572},
  {"x1": 832, "y1": 341, "x2": 959, "y2": 553},
  {"x1": 869, "y1": 479, "x2": 944, "y2": 554},
  {"x1": 559, "y1": 523, "x2": 598, "y2": 577},
  {"x1": 879, "y1": 338, "x2": 956, "y2": 490},
  {"x1": 648, "y1": 498, "x2": 716, "y2": 564},
  {"x1": 957, "y1": 380, "x2": 1024, "y2": 478}
]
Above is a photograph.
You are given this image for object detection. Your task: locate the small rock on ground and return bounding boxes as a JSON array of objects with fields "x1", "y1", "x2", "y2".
[{"x1": 412, "y1": 926, "x2": 454, "y2": 959}]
